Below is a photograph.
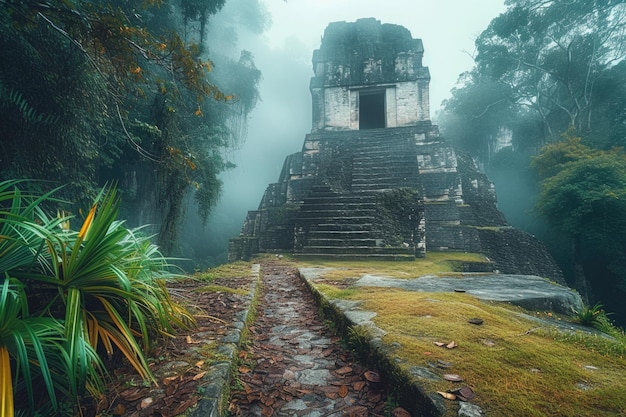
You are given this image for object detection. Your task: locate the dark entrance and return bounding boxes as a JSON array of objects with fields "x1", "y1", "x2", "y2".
[{"x1": 359, "y1": 90, "x2": 386, "y2": 129}]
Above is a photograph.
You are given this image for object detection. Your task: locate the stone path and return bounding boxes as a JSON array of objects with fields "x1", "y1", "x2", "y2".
[{"x1": 228, "y1": 259, "x2": 389, "y2": 417}]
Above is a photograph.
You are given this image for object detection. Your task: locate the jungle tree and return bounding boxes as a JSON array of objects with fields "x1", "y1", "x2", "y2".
[{"x1": 0, "y1": 0, "x2": 262, "y2": 253}]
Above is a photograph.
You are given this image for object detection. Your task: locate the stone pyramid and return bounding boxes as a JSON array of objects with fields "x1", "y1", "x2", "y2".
[{"x1": 229, "y1": 18, "x2": 563, "y2": 283}]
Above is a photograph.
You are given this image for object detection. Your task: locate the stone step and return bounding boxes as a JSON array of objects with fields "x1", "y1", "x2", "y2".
[
  {"x1": 352, "y1": 159, "x2": 415, "y2": 168},
  {"x1": 351, "y1": 182, "x2": 413, "y2": 190},
  {"x1": 311, "y1": 223, "x2": 374, "y2": 231},
  {"x1": 296, "y1": 216, "x2": 375, "y2": 225},
  {"x1": 293, "y1": 253, "x2": 416, "y2": 261},
  {"x1": 352, "y1": 168, "x2": 415, "y2": 176},
  {"x1": 298, "y1": 202, "x2": 377, "y2": 211},
  {"x1": 302, "y1": 196, "x2": 378, "y2": 205},
  {"x1": 308, "y1": 230, "x2": 373, "y2": 239},
  {"x1": 299, "y1": 245, "x2": 414, "y2": 255},
  {"x1": 306, "y1": 238, "x2": 378, "y2": 247},
  {"x1": 296, "y1": 209, "x2": 376, "y2": 218},
  {"x1": 352, "y1": 175, "x2": 412, "y2": 183}
]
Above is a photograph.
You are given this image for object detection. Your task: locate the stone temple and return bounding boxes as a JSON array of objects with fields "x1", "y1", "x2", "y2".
[{"x1": 229, "y1": 18, "x2": 563, "y2": 282}]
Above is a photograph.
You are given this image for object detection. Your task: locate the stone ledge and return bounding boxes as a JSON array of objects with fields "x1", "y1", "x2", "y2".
[
  {"x1": 297, "y1": 267, "x2": 591, "y2": 417},
  {"x1": 188, "y1": 264, "x2": 260, "y2": 417}
]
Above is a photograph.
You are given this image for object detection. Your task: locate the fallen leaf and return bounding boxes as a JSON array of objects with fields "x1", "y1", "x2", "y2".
[
  {"x1": 324, "y1": 391, "x2": 338, "y2": 399},
  {"x1": 119, "y1": 388, "x2": 144, "y2": 401},
  {"x1": 162, "y1": 376, "x2": 179, "y2": 385},
  {"x1": 391, "y1": 407, "x2": 412, "y2": 417},
  {"x1": 363, "y1": 370, "x2": 381, "y2": 382},
  {"x1": 423, "y1": 351, "x2": 433, "y2": 355},
  {"x1": 193, "y1": 371, "x2": 207, "y2": 380},
  {"x1": 344, "y1": 405, "x2": 368, "y2": 417},
  {"x1": 112, "y1": 403, "x2": 125, "y2": 415},
  {"x1": 446, "y1": 341, "x2": 457, "y2": 349},
  {"x1": 437, "y1": 391, "x2": 456, "y2": 400},
  {"x1": 322, "y1": 347, "x2": 334, "y2": 357},
  {"x1": 434, "y1": 342, "x2": 445, "y2": 347},
  {"x1": 335, "y1": 366, "x2": 353, "y2": 375},
  {"x1": 339, "y1": 385, "x2": 349, "y2": 398},
  {"x1": 443, "y1": 374, "x2": 464, "y2": 382},
  {"x1": 450, "y1": 386, "x2": 476, "y2": 401},
  {"x1": 353, "y1": 380, "x2": 366, "y2": 391},
  {"x1": 195, "y1": 360, "x2": 205, "y2": 368},
  {"x1": 239, "y1": 366, "x2": 251, "y2": 374},
  {"x1": 140, "y1": 397, "x2": 153, "y2": 409},
  {"x1": 238, "y1": 350, "x2": 248, "y2": 360}
]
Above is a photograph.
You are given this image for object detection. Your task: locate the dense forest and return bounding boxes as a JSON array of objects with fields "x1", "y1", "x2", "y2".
[
  {"x1": 0, "y1": 0, "x2": 265, "y2": 255},
  {"x1": 438, "y1": 0, "x2": 626, "y2": 324},
  {"x1": 2, "y1": 0, "x2": 626, "y2": 327}
]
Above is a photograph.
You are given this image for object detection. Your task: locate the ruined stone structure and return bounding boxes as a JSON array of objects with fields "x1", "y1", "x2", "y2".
[{"x1": 229, "y1": 18, "x2": 563, "y2": 283}]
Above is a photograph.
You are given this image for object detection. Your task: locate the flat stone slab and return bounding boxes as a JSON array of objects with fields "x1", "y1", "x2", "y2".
[{"x1": 355, "y1": 274, "x2": 583, "y2": 314}]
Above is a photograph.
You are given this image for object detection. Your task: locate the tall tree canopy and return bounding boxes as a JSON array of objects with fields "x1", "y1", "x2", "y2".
[
  {"x1": 440, "y1": 0, "x2": 626, "y2": 155},
  {"x1": 0, "y1": 0, "x2": 262, "y2": 253},
  {"x1": 438, "y1": 0, "x2": 626, "y2": 323},
  {"x1": 533, "y1": 136, "x2": 626, "y2": 316}
]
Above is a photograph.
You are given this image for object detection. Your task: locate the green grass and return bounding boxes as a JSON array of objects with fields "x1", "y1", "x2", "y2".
[
  {"x1": 194, "y1": 261, "x2": 254, "y2": 281},
  {"x1": 298, "y1": 253, "x2": 626, "y2": 417},
  {"x1": 297, "y1": 251, "x2": 489, "y2": 280},
  {"x1": 194, "y1": 285, "x2": 249, "y2": 296}
]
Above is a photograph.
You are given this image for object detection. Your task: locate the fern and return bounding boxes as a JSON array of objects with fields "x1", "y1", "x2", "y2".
[{"x1": 1, "y1": 86, "x2": 59, "y2": 126}]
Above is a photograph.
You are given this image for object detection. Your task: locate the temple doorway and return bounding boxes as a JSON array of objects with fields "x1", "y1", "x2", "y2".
[{"x1": 359, "y1": 90, "x2": 386, "y2": 129}]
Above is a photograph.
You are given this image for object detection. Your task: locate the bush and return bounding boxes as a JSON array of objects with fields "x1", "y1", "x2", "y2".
[{"x1": 0, "y1": 180, "x2": 194, "y2": 416}]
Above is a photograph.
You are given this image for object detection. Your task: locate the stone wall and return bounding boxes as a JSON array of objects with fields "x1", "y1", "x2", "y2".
[{"x1": 310, "y1": 18, "x2": 430, "y2": 131}]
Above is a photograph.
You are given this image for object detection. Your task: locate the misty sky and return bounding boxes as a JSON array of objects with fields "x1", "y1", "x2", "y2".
[{"x1": 189, "y1": 0, "x2": 506, "y2": 263}]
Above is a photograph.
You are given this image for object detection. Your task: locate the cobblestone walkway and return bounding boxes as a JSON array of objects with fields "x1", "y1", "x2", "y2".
[{"x1": 229, "y1": 259, "x2": 388, "y2": 417}]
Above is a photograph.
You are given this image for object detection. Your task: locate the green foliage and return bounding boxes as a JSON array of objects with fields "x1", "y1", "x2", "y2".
[
  {"x1": 441, "y1": 0, "x2": 626, "y2": 157},
  {"x1": 0, "y1": 181, "x2": 194, "y2": 416},
  {"x1": 534, "y1": 139, "x2": 626, "y2": 240},
  {"x1": 575, "y1": 302, "x2": 610, "y2": 327},
  {"x1": 440, "y1": 0, "x2": 626, "y2": 325},
  {"x1": 0, "y1": 0, "x2": 262, "y2": 255}
]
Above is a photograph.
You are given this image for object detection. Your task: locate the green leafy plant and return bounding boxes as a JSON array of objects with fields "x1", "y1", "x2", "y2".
[
  {"x1": 574, "y1": 302, "x2": 617, "y2": 333},
  {"x1": 0, "y1": 180, "x2": 194, "y2": 416}
]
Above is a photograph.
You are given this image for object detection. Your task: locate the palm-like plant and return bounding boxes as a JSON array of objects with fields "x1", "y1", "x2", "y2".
[{"x1": 0, "y1": 181, "x2": 194, "y2": 416}]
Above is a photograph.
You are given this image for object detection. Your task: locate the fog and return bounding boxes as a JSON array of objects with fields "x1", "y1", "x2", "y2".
[{"x1": 182, "y1": 0, "x2": 505, "y2": 267}]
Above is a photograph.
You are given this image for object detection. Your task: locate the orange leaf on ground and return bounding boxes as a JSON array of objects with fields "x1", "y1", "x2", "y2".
[
  {"x1": 335, "y1": 366, "x2": 353, "y2": 375},
  {"x1": 192, "y1": 371, "x2": 207, "y2": 380},
  {"x1": 339, "y1": 385, "x2": 349, "y2": 397},
  {"x1": 353, "y1": 381, "x2": 366, "y2": 391},
  {"x1": 363, "y1": 370, "x2": 381, "y2": 382},
  {"x1": 437, "y1": 391, "x2": 457, "y2": 400}
]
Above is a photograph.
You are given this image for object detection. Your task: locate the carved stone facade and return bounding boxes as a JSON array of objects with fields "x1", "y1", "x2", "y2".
[
  {"x1": 310, "y1": 18, "x2": 430, "y2": 131},
  {"x1": 229, "y1": 19, "x2": 563, "y2": 283}
]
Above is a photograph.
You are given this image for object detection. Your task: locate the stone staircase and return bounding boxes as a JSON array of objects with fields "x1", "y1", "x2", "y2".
[
  {"x1": 294, "y1": 129, "x2": 421, "y2": 260},
  {"x1": 350, "y1": 128, "x2": 420, "y2": 192}
]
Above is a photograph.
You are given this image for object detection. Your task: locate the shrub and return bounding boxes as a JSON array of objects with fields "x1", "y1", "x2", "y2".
[{"x1": 0, "y1": 180, "x2": 194, "y2": 416}]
